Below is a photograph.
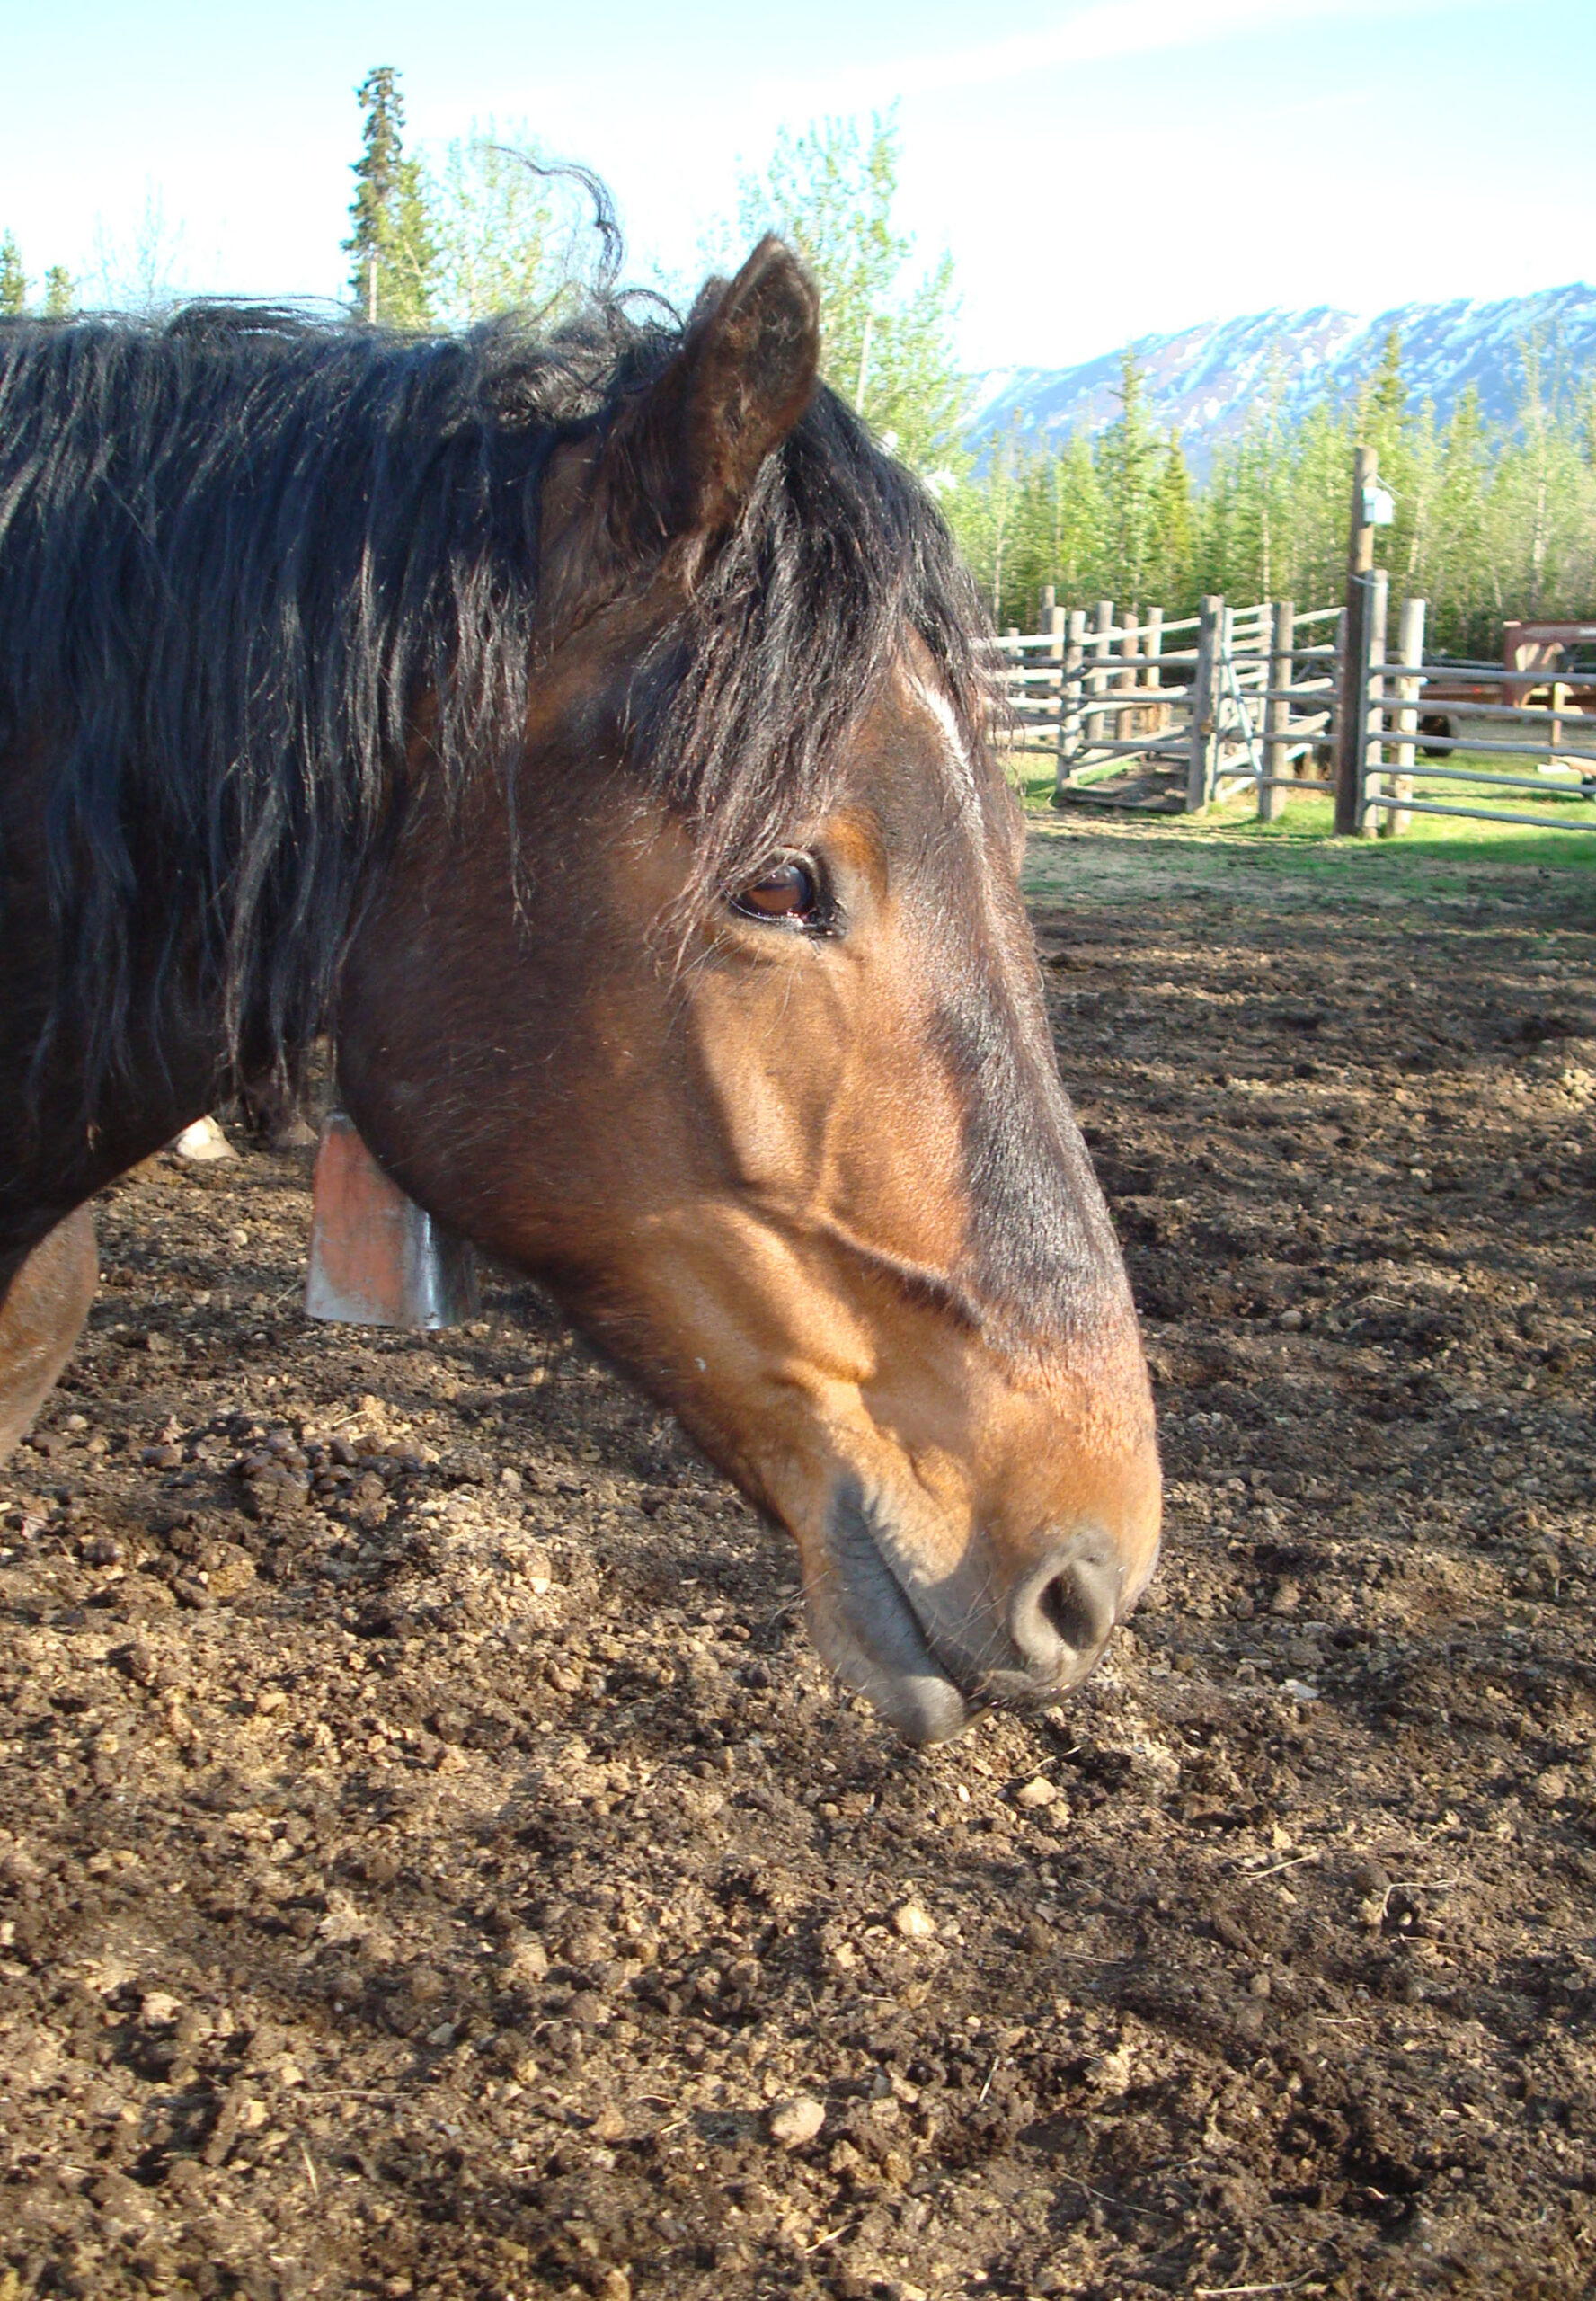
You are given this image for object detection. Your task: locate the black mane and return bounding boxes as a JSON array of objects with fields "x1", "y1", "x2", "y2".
[{"x1": 0, "y1": 291, "x2": 995, "y2": 1107}]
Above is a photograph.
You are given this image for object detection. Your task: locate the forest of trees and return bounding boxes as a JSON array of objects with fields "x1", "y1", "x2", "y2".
[
  {"x1": 5, "y1": 67, "x2": 1592, "y2": 659},
  {"x1": 956, "y1": 333, "x2": 1596, "y2": 658}
]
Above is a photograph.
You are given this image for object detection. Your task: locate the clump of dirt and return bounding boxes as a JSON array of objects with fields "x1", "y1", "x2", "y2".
[{"x1": 2, "y1": 831, "x2": 1593, "y2": 2300}]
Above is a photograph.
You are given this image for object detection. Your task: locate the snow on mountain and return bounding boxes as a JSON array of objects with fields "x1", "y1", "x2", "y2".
[{"x1": 966, "y1": 285, "x2": 1596, "y2": 473}]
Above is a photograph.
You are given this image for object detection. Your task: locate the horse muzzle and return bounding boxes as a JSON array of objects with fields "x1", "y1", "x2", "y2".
[{"x1": 811, "y1": 1472, "x2": 1135, "y2": 1746}]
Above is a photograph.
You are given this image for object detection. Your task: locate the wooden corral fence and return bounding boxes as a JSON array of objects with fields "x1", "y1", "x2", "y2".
[
  {"x1": 1334, "y1": 447, "x2": 1596, "y2": 839},
  {"x1": 989, "y1": 591, "x2": 1344, "y2": 816},
  {"x1": 993, "y1": 447, "x2": 1596, "y2": 836}
]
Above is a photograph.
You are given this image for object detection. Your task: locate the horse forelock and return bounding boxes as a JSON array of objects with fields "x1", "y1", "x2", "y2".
[{"x1": 0, "y1": 292, "x2": 998, "y2": 1115}]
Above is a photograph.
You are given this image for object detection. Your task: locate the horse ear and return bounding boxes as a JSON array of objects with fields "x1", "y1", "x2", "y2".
[{"x1": 636, "y1": 236, "x2": 820, "y2": 546}]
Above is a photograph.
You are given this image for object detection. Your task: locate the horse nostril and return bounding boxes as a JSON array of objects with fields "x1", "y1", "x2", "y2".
[
  {"x1": 1038, "y1": 1568, "x2": 1101, "y2": 1655},
  {"x1": 1010, "y1": 1538, "x2": 1120, "y2": 1688}
]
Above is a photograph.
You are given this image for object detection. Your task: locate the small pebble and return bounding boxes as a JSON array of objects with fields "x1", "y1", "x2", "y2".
[
  {"x1": 504, "y1": 1933, "x2": 549, "y2": 1985},
  {"x1": 767, "y1": 2094, "x2": 826, "y2": 2147},
  {"x1": 891, "y1": 1902, "x2": 937, "y2": 1940},
  {"x1": 1086, "y1": 2043, "x2": 1132, "y2": 2096},
  {"x1": 1015, "y1": 1776, "x2": 1058, "y2": 1809}
]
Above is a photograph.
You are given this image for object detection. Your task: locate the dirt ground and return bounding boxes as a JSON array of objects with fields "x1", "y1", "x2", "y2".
[{"x1": 3, "y1": 819, "x2": 1594, "y2": 2301}]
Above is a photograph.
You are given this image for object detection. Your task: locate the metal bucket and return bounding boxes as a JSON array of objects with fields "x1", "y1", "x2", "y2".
[{"x1": 305, "y1": 1111, "x2": 479, "y2": 1329}]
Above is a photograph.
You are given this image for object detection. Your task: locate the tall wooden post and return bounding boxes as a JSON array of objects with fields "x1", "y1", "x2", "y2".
[
  {"x1": 1187, "y1": 595, "x2": 1223, "y2": 813},
  {"x1": 1382, "y1": 593, "x2": 1426, "y2": 838},
  {"x1": 1085, "y1": 599, "x2": 1113, "y2": 751},
  {"x1": 1219, "y1": 600, "x2": 1237, "y2": 789},
  {"x1": 1056, "y1": 608, "x2": 1086, "y2": 792},
  {"x1": 1144, "y1": 604, "x2": 1165, "y2": 731},
  {"x1": 1252, "y1": 602, "x2": 1275, "y2": 818},
  {"x1": 1334, "y1": 445, "x2": 1379, "y2": 835},
  {"x1": 1326, "y1": 604, "x2": 1346, "y2": 779},
  {"x1": 1044, "y1": 600, "x2": 1065, "y2": 756},
  {"x1": 1119, "y1": 606, "x2": 1139, "y2": 744},
  {"x1": 1357, "y1": 568, "x2": 1388, "y2": 836},
  {"x1": 1260, "y1": 598, "x2": 1294, "y2": 822}
]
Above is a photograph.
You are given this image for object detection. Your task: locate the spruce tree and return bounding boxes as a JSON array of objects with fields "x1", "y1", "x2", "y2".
[
  {"x1": 42, "y1": 265, "x2": 74, "y2": 317},
  {"x1": 343, "y1": 66, "x2": 438, "y2": 327},
  {"x1": 1149, "y1": 434, "x2": 1193, "y2": 603},
  {"x1": 1095, "y1": 351, "x2": 1161, "y2": 603},
  {"x1": 0, "y1": 233, "x2": 24, "y2": 315}
]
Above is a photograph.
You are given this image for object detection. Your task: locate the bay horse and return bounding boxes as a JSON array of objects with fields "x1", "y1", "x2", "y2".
[{"x1": 0, "y1": 240, "x2": 1160, "y2": 1744}]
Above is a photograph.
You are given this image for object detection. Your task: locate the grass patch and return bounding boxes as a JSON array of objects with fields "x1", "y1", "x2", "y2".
[{"x1": 1014, "y1": 751, "x2": 1596, "y2": 888}]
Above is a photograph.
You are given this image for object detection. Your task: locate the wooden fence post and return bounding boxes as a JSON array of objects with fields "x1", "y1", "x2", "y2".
[
  {"x1": 1381, "y1": 593, "x2": 1425, "y2": 838},
  {"x1": 1252, "y1": 602, "x2": 1275, "y2": 818},
  {"x1": 1260, "y1": 598, "x2": 1294, "y2": 822},
  {"x1": 1119, "y1": 606, "x2": 1139, "y2": 742},
  {"x1": 1334, "y1": 445, "x2": 1379, "y2": 835},
  {"x1": 1187, "y1": 595, "x2": 1223, "y2": 813},
  {"x1": 1144, "y1": 604, "x2": 1165, "y2": 733},
  {"x1": 1086, "y1": 599, "x2": 1113, "y2": 751},
  {"x1": 1044, "y1": 601, "x2": 1065, "y2": 754},
  {"x1": 1356, "y1": 569, "x2": 1388, "y2": 836},
  {"x1": 1056, "y1": 608, "x2": 1086, "y2": 791},
  {"x1": 1223, "y1": 602, "x2": 1251, "y2": 791}
]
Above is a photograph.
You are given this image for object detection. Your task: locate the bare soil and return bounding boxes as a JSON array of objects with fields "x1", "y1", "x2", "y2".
[{"x1": 3, "y1": 822, "x2": 1594, "y2": 2301}]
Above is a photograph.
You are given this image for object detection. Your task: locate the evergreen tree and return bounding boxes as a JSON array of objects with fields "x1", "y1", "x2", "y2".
[
  {"x1": 1148, "y1": 434, "x2": 1193, "y2": 603},
  {"x1": 0, "y1": 233, "x2": 24, "y2": 315},
  {"x1": 1095, "y1": 350, "x2": 1161, "y2": 601},
  {"x1": 1366, "y1": 326, "x2": 1407, "y2": 447},
  {"x1": 1430, "y1": 386, "x2": 1493, "y2": 653},
  {"x1": 42, "y1": 265, "x2": 74, "y2": 318},
  {"x1": 344, "y1": 67, "x2": 438, "y2": 327}
]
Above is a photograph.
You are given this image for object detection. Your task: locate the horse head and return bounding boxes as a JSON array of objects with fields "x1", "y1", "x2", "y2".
[{"x1": 337, "y1": 240, "x2": 1160, "y2": 1743}]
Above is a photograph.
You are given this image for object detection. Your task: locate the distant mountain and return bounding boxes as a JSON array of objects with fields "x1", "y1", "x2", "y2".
[{"x1": 966, "y1": 284, "x2": 1596, "y2": 474}]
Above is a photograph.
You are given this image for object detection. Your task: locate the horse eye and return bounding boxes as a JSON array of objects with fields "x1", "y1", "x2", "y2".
[{"x1": 731, "y1": 860, "x2": 820, "y2": 923}]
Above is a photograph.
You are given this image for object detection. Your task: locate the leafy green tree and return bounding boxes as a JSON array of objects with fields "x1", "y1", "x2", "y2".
[
  {"x1": 429, "y1": 126, "x2": 564, "y2": 326},
  {"x1": 0, "y1": 233, "x2": 24, "y2": 315},
  {"x1": 42, "y1": 265, "x2": 73, "y2": 317},
  {"x1": 344, "y1": 66, "x2": 438, "y2": 327},
  {"x1": 732, "y1": 113, "x2": 969, "y2": 477}
]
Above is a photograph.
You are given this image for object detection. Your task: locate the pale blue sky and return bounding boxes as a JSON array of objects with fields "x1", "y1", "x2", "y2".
[{"x1": 1, "y1": 0, "x2": 1592, "y2": 368}]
